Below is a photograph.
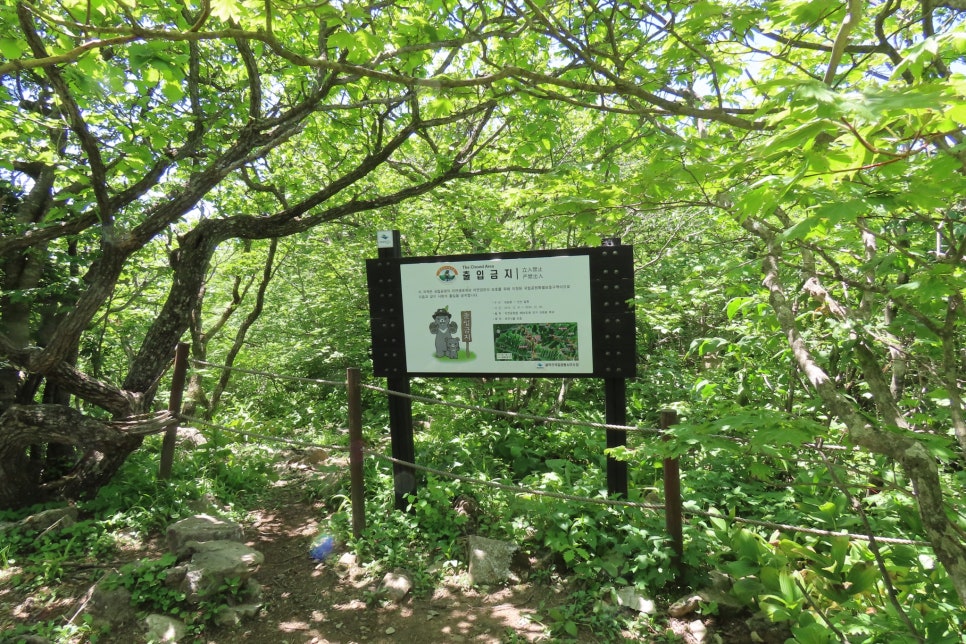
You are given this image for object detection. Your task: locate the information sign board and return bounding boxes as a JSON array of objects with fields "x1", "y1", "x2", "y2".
[{"x1": 367, "y1": 246, "x2": 635, "y2": 378}]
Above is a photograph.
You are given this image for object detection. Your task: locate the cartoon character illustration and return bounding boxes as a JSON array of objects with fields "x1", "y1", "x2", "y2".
[
  {"x1": 445, "y1": 337, "x2": 461, "y2": 358},
  {"x1": 429, "y1": 308, "x2": 458, "y2": 358}
]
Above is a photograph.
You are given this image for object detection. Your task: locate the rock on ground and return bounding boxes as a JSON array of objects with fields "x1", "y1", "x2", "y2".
[
  {"x1": 467, "y1": 535, "x2": 519, "y2": 586},
  {"x1": 166, "y1": 514, "x2": 244, "y2": 555}
]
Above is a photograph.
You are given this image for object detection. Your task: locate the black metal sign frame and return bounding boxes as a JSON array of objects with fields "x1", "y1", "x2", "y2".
[{"x1": 367, "y1": 245, "x2": 636, "y2": 379}]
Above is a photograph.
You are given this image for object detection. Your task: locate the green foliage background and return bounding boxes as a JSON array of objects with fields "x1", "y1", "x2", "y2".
[{"x1": 3, "y1": 0, "x2": 966, "y2": 641}]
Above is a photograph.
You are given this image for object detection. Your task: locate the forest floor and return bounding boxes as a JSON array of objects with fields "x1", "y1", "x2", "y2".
[
  {"x1": 1, "y1": 451, "x2": 782, "y2": 643},
  {"x1": 205, "y1": 483, "x2": 557, "y2": 643}
]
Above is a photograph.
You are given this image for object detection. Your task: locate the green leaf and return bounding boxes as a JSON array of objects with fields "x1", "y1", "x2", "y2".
[
  {"x1": 778, "y1": 540, "x2": 810, "y2": 562},
  {"x1": 748, "y1": 461, "x2": 773, "y2": 480},
  {"x1": 844, "y1": 84, "x2": 952, "y2": 118},
  {"x1": 0, "y1": 37, "x2": 26, "y2": 59},
  {"x1": 211, "y1": 0, "x2": 239, "y2": 21},
  {"x1": 726, "y1": 296, "x2": 754, "y2": 319},
  {"x1": 845, "y1": 561, "x2": 878, "y2": 595},
  {"x1": 732, "y1": 528, "x2": 764, "y2": 561},
  {"x1": 734, "y1": 178, "x2": 783, "y2": 220},
  {"x1": 829, "y1": 536, "x2": 849, "y2": 572},
  {"x1": 782, "y1": 199, "x2": 869, "y2": 241},
  {"x1": 328, "y1": 30, "x2": 355, "y2": 51},
  {"x1": 792, "y1": 621, "x2": 837, "y2": 644},
  {"x1": 761, "y1": 119, "x2": 834, "y2": 156},
  {"x1": 778, "y1": 571, "x2": 800, "y2": 604},
  {"x1": 891, "y1": 38, "x2": 941, "y2": 81},
  {"x1": 161, "y1": 81, "x2": 185, "y2": 103},
  {"x1": 760, "y1": 598, "x2": 795, "y2": 622},
  {"x1": 723, "y1": 558, "x2": 759, "y2": 579},
  {"x1": 328, "y1": 29, "x2": 383, "y2": 63},
  {"x1": 731, "y1": 577, "x2": 765, "y2": 604}
]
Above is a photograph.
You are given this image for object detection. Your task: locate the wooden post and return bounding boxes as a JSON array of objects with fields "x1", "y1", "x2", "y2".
[
  {"x1": 661, "y1": 409, "x2": 683, "y2": 576},
  {"x1": 347, "y1": 367, "x2": 366, "y2": 538},
  {"x1": 159, "y1": 342, "x2": 189, "y2": 479},
  {"x1": 387, "y1": 377, "x2": 415, "y2": 510}
]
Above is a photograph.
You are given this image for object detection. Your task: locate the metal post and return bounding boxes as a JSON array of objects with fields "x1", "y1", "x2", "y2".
[
  {"x1": 378, "y1": 231, "x2": 416, "y2": 510},
  {"x1": 604, "y1": 377, "x2": 628, "y2": 497},
  {"x1": 661, "y1": 409, "x2": 683, "y2": 576},
  {"x1": 159, "y1": 342, "x2": 189, "y2": 479},
  {"x1": 387, "y1": 377, "x2": 415, "y2": 510},
  {"x1": 601, "y1": 236, "x2": 629, "y2": 498},
  {"x1": 347, "y1": 367, "x2": 366, "y2": 538}
]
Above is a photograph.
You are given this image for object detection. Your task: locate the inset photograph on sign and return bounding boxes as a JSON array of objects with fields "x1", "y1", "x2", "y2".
[{"x1": 494, "y1": 323, "x2": 579, "y2": 362}]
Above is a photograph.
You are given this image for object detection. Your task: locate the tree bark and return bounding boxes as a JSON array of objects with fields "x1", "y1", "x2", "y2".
[
  {"x1": 0, "y1": 405, "x2": 175, "y2": 507},
  {"x1": 2, "y1": 0, "x2": 504, "y2": 512},
  {"x1": 209, "y1": 239, "x2": 278, "y2": 414},
  {"x1": 745, "y1": 215, "x2": 966, "y2": 606}
]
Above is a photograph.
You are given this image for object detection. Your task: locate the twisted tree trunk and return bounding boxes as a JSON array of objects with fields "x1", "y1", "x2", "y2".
[{"x1": 0, "y1": 405, "x2": 175, "y2": 507}]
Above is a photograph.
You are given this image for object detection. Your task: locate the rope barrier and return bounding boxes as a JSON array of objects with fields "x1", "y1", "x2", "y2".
[
  {"x1": 363, "y1": 450, "x2": 928, "y2": 547},
  {"x1": 180, "y1": 360, "x2": 933, "y2": 549},
  {"x1": 681, "y1": 507, "x2": 929, "y2": 547},
  {"x1": 192, "y1": 358, "x2": 661, "y2": 434},
  {"x1": 191, "y1": 359, "x2": 348, "y2": 388},
  {"x1": 183, "y1": 415, "x2": 351, "y2": 453},
  {"x1": 363, "y1": 448, "x2": 666, "y2": 512},
  {"x1": 192, "y1": 359, "x2": 861, "y2": 456},
  {"x1": 361, "y1": 381, "x2": 662, "y2": 434},
  {"x1": 191, "y1": 358, "x2": 848, "y2": 448},
  {"x1": 176, "y1": 415, "x2": 930, "y2": 548}
]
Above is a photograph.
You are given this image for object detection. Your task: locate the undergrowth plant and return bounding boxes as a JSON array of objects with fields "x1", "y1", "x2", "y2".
[
  {"x1": 702, "y1": 519, "x2": 961, "y2": 643},
  {"x1": 109, "y1": 553, "x2": 185, "y2": 616},
  {"x1": 0, "y1": 519, "x2": 119, "y2": 591},
  {"x1": 103, "y1": 556, "x2": 254, "y2": 638},
  {"x1": 0, "y1": 432, "x2": 287, "y2": 642},
  {"x1": 333, "y1": 394, "x2": 964, "y2": 643},
  {"x1": 3, "y1": 383, "x2": 963, "y2": 643}
]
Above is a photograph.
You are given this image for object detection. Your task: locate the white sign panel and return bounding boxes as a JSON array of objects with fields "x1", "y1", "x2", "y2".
[
  {"x1": 376, "y1": 230, "x2": 395, "y2": 248},
  {"x1": 400, "y1": 255, "x2": 593, "y2": 374}
]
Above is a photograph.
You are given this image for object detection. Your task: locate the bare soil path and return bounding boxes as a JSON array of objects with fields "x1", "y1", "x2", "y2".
[{"x1": 213, "y1": 475, "x2": 552, "y2": 644}]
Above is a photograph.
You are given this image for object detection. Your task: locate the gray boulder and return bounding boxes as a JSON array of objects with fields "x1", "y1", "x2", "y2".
[
  {"x1": 467, "y1": 535, "x2": 519, "y2": 586},
  {"x1": 21, "y1": 507, "x2": 78, "y2": 534},
  {"x1": 85, "y1": 574, "x2": 137, "y2": 627},
  {"x1": 179, "y1": 539, "x2": 264, "y2": 601},
  {"x1": 212, "y1": 601, "x2": 264, "y2": 627},
  {"x1": 166, "y1": 514, "x2": 244, "y2": 556},
  {"x1": 616, "y1": 586, "x2": 657, "y2": 614},
  {"x1": 144, "y1": 614, "x2": 187, "y2": 642},
  {"x1": 379, "y1": 570, "x2": 413, "y2": 602}
]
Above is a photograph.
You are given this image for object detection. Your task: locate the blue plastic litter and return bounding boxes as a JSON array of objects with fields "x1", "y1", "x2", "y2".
[{"x1": 309, "y1": 535, "x2": 334, "y2": 561}]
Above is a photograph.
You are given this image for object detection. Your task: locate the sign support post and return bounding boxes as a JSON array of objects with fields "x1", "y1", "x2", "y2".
[
  {"x1": 601, "y1": 238, "x2": 628, "y2": 498},
  {"x1": 377, "y1": 230, "x2": 416, "y2": 510},
  {"x1": 604, "y1": 377, "x2": 628, "y2": 497},
  {"x1": 367, "y1": 231, "x2": 636, "y2": 507}
]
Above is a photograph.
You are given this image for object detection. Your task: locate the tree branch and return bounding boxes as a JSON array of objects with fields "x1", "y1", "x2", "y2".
[
  {"x1": 743, "y1": 214, "x2": 966, "y2": 606},
  {"x1": 824, "y1": 0, "x2": 864, "y2": 86},
  {"x1": 16, "y1": 2, "x2": 115, "y2": 236},
  {"x1": 0, "y1": 335, "x2": 142, "y2": 416}
]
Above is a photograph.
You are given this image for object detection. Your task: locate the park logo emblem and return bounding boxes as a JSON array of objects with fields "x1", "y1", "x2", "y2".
[{"x1": 435, "y1": 265, "x2": 458, "y2": 282}]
